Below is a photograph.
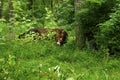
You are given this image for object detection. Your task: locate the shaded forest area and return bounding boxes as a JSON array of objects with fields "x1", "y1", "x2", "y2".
[{"x1": 0, "y1": 0, "x2": 120, "y2": 80}]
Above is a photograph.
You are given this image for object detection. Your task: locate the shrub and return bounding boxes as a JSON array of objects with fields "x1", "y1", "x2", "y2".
[
  {"x1": 76, "y1": 0, "x2": 116, "y2": 50},
  {"x1": 96, "y1": 0, "x2": 120, "y2": 55}
]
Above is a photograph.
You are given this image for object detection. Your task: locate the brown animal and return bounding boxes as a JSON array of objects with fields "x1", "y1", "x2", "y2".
[{"x1": 18, "y1": 28, "x2": 68, "y2": 46}]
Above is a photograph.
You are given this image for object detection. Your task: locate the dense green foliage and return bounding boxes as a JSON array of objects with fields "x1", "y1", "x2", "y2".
[
  {"x1": 54, "y1": 0, "x2": 74, "y2": 26},
  {"x1": 0, "y1": 40, "x2": 120, "y2": 80},
  {"x1": 76, "y1": 0, "x2": 120, "y2": 54},
  {"x1": 97, "y1": 0, "x2": 120, "y2": 55},
  {"x1": 0, "y1": 0, "x2": 120, "y2": 79}
]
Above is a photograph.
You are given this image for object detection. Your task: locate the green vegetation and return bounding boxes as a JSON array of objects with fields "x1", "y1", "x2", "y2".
[
  {"x1": 0, "y1": 40, "x2": 120, "y2": 80},
  {"x1": 0, "y1": 0, "x2": 120, "y2": 80}
]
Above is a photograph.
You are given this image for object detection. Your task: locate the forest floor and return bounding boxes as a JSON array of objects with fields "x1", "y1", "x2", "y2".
[{"x1": 0, "y1": 40, "x2": 120, "y2": 80}]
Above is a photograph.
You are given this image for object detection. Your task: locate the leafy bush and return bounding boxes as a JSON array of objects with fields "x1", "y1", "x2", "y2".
[
  {"x1": 76, "y1": 0, "x2": 116, "y2": 49},
  {"x1": 96, "y1": 0, "x2": 120, "y2": 55},
  {"x1": 54, "y1": 0, "x2": 74, "y2": 26}
]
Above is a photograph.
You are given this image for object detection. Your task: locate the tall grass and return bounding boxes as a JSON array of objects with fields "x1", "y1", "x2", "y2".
[{"x1": 0, "y1": 39, "x2": 120, "y2": 80}]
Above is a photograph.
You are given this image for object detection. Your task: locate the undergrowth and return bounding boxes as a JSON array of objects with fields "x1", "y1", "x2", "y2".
[{"x1": 0, "y1": 40, "x2": 120, "y2": 80}]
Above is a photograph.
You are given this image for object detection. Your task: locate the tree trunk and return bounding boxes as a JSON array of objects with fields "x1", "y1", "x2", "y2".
[
  {"x1": 8, "y1": 0, "x2": 14, "y2": 40},
  {"x1": 28, "y1": 0, "x2": 33, "y2": 10},
  {"x1": 0, "y1": 0, "x2": 4, "y2": 18},
  {"x1": 74, "y1": 0, "x2": 85, "y2": 49}
]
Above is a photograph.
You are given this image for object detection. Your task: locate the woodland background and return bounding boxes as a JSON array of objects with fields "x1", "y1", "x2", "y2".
[{"x1": 0, "y1": 0, "x2": 120, "y2": 80}]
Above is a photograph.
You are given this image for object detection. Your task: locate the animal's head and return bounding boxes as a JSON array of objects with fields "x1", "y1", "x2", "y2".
[{"x1": 55, "y1": 30, "x2": 68, "y2": 46}]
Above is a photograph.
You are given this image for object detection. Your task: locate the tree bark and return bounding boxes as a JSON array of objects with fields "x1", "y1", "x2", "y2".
[
  {"x1": 28, "y1": 0, "x2": 33, "y2": 10},
  {"x1": 8, "y1": 0, "x2": 14, "y2": 40},
  {"x1": 0, "y1": 0, "x2": 4, "y2": 18},
  {"x1": 74, "y1": 0, "x2": 85, "y2": 49}
]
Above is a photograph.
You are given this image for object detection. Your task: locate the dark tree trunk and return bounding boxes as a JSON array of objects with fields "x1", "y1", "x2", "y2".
[
  {"x1": 28, "y1": 0, "x2": 34, "y2": 10},
  {"x1": 74, "y1": 0, "x2": 85, "y2": 49},
  {"x1": 0, "y1": 0, "x2": 4, "y2": 18},
  {"x1": 8, "y1": 0, "x2": 14, "y2": 40}
]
